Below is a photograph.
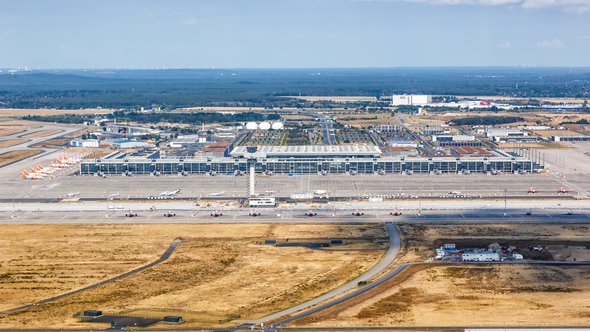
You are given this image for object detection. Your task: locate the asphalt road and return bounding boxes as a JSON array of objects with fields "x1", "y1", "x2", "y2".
[
  {"x1": 266, "y1": 259, "x2": 590, "y2": 329},
  {"x1": 251, "y1": 222, "x2": 401, "y2": 325},
  {"x1": 0, "y1": 238, "x2": 183, "y2": 316}
]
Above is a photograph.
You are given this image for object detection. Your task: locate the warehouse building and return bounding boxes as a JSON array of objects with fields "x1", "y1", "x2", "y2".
[
  {"x1": 391, "y1": 95, "x2": 432, "y2": 106},
  {"x1": 462, "y1": 251, "x2": 501, "y2": 262}
]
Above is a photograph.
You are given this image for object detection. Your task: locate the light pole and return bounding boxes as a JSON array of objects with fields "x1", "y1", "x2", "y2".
[{"x1": 504, "y1": 188, "x2": 507, "y2": 217}]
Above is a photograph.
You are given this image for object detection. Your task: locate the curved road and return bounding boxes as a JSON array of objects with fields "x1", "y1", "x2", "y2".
[
  {"x1": 250, "y1": 222, "x2": 400, "y2": 325},
  {"x1": 268, "y1": 259, "x2": 590, "y2": 329},
  {"x1": 0, "y1": 238, "x2": 183, "y2": 315}
]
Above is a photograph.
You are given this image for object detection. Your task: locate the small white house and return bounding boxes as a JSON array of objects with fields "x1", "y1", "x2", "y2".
[{"x1": 512, "y1": 253, "x2": 524, "y2": 260}]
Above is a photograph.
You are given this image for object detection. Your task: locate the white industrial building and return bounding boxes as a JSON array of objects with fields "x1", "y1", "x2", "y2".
[
  {"x1": 69, "y1": 139, "x2": 99, "y2": 148},
  {"x1": 462, "y1": 251, "x2": 501, "y2": 262},
  {"x1": 392, "y1": 95, "x2": 432, "y2": 106},
  {"x1": 432, "y1": 135, "x2": 476, "y2": 142}
]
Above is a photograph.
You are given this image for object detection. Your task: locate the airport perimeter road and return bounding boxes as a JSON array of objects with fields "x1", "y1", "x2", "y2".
[
  {"x1": 0, "y1": 239, "x2": 183, "y2": 315},
  {"x1": 268, "y1": 259, "x2": 590, "y2": 329},
  {"x1": 250, "y1": 222, "x2": 401, "y2": 325}
]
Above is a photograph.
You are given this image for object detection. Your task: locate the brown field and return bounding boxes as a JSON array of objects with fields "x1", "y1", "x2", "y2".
[
  {"x1": 0, "y1": 149, "x2": 42, "y2": 167},
  {"x1": 453, "y1": 95, "x2": 588, "y2": 104},
  {"x1": 337, "y1": 113, "x2": 398, "y2": 128},
  {"x1": 177, "y1": 106, "x2": 284, "y2": 112},
  {"x1": 20, "y1": 129, "x2": 63, "y2": 139},
  {"x1": 0, "y1": 108, "x2": 114, "y2": 117},
  {"x1": 291, "y1": 222, "x2": 590, "y2": 328},
  {"x1": 0, "y1": 120, "x2": 39, "y2": 137},
  {"x1": 297, "y1": 264, "x2": 590, "y2": 327},
  {"x1": 407, "y1": 111, "x2": 590, "y2": 128},
  {"x1": 286, "y1": 96, "x2": 378, "y2": 103},
  {"x1": 30, "y1": 138, "x2": 70, "y2": 149},
  {"x1": 0, "y1": 139, "x2": 28, "y2": 148},
  {"x1": 0, "y1": 223, "x2": 385, "y2": 329}
]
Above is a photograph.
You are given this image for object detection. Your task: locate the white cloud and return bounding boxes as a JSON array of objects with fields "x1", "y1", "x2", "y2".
[
  {"x1": 498, "y1": 41, "x2": 513, "y2": 48},
  {"x1": 535, "y1": 38, "x2": 566, "y2": 48},
  {"x1": 356, "y1": 0, "x2": 590, "y2": 13},
  {"x1": 180, "y1": 18, "x2": 198, "y2": 26}
]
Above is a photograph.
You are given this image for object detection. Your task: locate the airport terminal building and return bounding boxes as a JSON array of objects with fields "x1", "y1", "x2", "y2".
[{"x1": 80, "y1": 145, "x2": 542, "y2": 176}]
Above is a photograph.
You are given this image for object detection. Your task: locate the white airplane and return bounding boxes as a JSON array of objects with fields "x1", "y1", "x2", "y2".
[
  {"x1": 50, "y1": 160, "x2": 68, "y2": 168},
  {"x1": 35, "y1": 164, "x2": 56, "y2": 174},
  {"x1": 66, "y1": 192, "x2": 80, "y2": 197},
  {"x1": 21, "y1": 170, "x2": 44, "y2": 180},
  {"x1": 159, "y1": 189, "x2": 181, "y2": 196},
  {"x1": 314, "y1": 190, "x2": 328, "y2": 196},
  {"x1": 209, "y1": 191, "x2": 226, "y2": 196}
]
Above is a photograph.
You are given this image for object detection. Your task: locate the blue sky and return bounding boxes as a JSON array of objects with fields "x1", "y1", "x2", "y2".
[{"x1": 1, "y1": 0, "x2": 589, "y2": 68}]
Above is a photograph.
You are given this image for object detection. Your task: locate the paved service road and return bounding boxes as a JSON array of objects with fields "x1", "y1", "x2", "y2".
[
  {"x1": 268, "y1": 259, "x2": 590, "y2": 329},
  {"x1": 0, "y1": 239, "x2": 183, "y2": 315},
  {"x1": 250, "y1": 222, "x2": 401, "y2": 325}
]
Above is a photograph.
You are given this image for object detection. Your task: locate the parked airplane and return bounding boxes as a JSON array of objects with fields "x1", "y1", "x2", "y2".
[
  {"x1": 557, "y1": 187, "x2": 570, "y2": 194},
  {"x1": 36, "y1": 164, "x2": 56, "y2": 174},
  {"x1": 352, "y1": 209, "x2": 364, "y2": 216},
  {"x1": 305, "y1": 209, "x2": 317, "y2": 217},
  {"x1": 210, "y1": 210, "x2": 223, "y2": 217},
  {"x1": 50, "y1": 160, "x2": 68, "y2": 168},
  {"x1": 21, "y1": 170, "x2": 44, "y2": 180},
  {"x1": 125, "y1": 211, "x2": 138, "y2": 217},
  {"x1": 66, "y1": 192, "x2": 80, "y2": 197},
  {"x1": 527, "y1": 186, "x2": 538, "y2": 194},
  {"x1": 249, "y1": 209, "x2": 261, "y2": 217},
  {"x1": 159, "y1": 189, "x2": 181, "y2": 197}
]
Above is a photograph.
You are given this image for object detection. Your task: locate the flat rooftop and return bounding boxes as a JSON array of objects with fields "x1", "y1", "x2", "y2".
[{"x1": 230, "y1": 145, "x2": 383, "y2": 158}]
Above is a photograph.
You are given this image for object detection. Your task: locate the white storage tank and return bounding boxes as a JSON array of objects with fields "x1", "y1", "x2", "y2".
[
  {"x1": 271, "y1": 122, "x2": 284, "y2": 130},
  {"x1": 245, "y1": 122, "x2": 258, "y2": 130}
]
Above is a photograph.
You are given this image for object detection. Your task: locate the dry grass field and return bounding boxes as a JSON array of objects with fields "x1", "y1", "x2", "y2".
[
  {"x1": 291, "y1": 223, "x2": 590, "y2": 328},
  {"x1": 0, "y1": 120, "x2": 40, "y2": 137},
  {"x1": 454, "y1": 95, "x2": 588, "y2": 104},
  {"x1": 0, "y1": 139, "x2": 28, "y2": 148},
  {"x1": 0, "y1": 149, "x2": 42, "y2": 167},
  {"x1": 0, "y1": 108, "x2": 114, "y2": 117},
  {"x1": 298, "y1": 264, "x2": 590, "y2": 327},
  {"x1": 20, "y1": 129, "x2": 63, "y2": 139},
  {"x1": 337, "y1": 113, "x2": 398, "y2": 128},
  {"x1": 287, "y1": 96, "x2": 378, "y2": 103},
  {"x1": 0, "y1": 223, "x2": 385, "y2": 329}
]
